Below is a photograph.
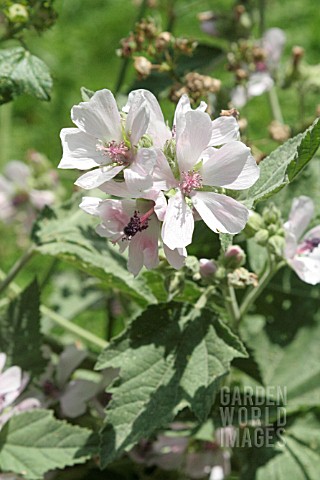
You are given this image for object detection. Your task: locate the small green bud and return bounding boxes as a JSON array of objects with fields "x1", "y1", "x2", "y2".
[
  {"x1": 244, "y1": 211, "x2": 264, "y2": 238},
  {"x1": 267, "y1": 224, "x2": 278, "y2": 236},
  {"x1": 7, "y1": 3, "x2": 29, "y2": 23},
  {"x1": 268, "y1": 235, "x2": 285, "y2": 257},
  {"x1": 254, "y1": 229, "x2": 269, "y2": 246},
  {"x1": 262, "y1": 204, "x2": 282, "y2": 225}
]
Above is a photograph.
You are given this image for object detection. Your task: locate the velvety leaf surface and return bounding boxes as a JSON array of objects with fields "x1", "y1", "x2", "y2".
[
  {"x1": 96, "y1": 302, "x2": 247, "y2": 466},
  {"x1": 0, "y1": 47, "x2": 52, "y2": 104},
  {"x1": 0, "y1": 410, "x2": 98, "y2": 480}
]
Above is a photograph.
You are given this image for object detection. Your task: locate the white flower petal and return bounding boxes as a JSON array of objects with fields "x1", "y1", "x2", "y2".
[
  {"x1": 284, "y1": 231, "x2": 298, "y2": 260},
  {"x1": 152, "y1": 149, "x2": 177, "y2": 190},
  {"x1": 59, "y1": 128, "x2": 103, "y2": 170},
  {"x1": 163, "y1": 244, "x2": 187, "y2": 269},
  {"x1": 79, "y1": 196, "x2": 101, "y2": 216},
  {"x1": 125, "y1": 89, "x2": 170, "y2": 147},
  {"x1": 124, "y1": 148, "x2": 156, "y2": 195},
  {"x1": 210, "y1": 116, "x2": 240, "y2": 146},
  {"x1": 75, "y1": 165, "x2": 125, "y2": 189},
  {"x1": 174, "y1": 94, "x2": 207, "y2": 138},
  {"x1": 201, "y1": 141, "x2": 259, "y2": 190},
  {"x1": 161, "y1": 191, "x2": 194, "y2": 250},
  {"x1": 0, "y1": 353, "x2": 6, "y2": 374},
  {"x1": 289, "y1": 254, "x2": 320, "y2": 285},
  {"x1": 128, "y1": 214, "x2": 160, "y2": 275},
  {"x1": 192, "y1": 191, "x2": 249, "y2": 234},
  {"x1": 5, "y1": 161, "x2": 30, "y2": 187},
  {"x1": 71, "y1": 89, "x2": 122, "y2": 142},
  {"x1": 284, "y1": 196, "x2": 314, "y2": 240},
  {"x1": 127, "y1": 102, "x2": 150, "y2": 146},
  {"x1": 263, "y1": 28, "x2": 286, "y2": 70},
  {"x1": 302, "y1": 225, "x2": 320, "y2": 243},
  {"x1": 248, "y1": 72, "x2": 274, "y2": 97},
  {"x1": 0, "y1": 366, "x2": 21, "y2": 396},
  {"x1": 56, "y1": 345, "x2": 87, "y2": 389},
  {"x1": 231, "y1": 85, "x2": 248, "y2": 108},
  {"x1": 176, "y1": 110, "x2": 212, "y2": 172}
]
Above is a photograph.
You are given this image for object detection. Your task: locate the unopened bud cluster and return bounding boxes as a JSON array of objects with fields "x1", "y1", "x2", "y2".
[
  {"x1": 170, "y1": 72, "x2": 221, "y2": 105},
  {"x1": 247, "y1": 205, "x2": 285, "y2": 257},
  {"x1": 118, "y1": 17, "x2": 197, "y2": 80}
]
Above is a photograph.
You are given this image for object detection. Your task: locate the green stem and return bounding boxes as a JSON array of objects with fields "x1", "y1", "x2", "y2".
[
  {"x1": 114, "y1": 0, "x2": 149, "y2": 94},
  {"x1": 0, "y1": 268, "x2": 108, "y2": 350},
  {"x1": 239, "y1": 261, "x2": 285, "y2": 319},
  {"x1": 224, "y1": 283, "x2": 241, "y2": 329},
  {"x1": 195, "y1": 285, "x2": 215, "y2": 309},
  {"x1": 0, "y1": 247, "x2": 35, "y2": 295},
  {"x1": 258, "y1": 0, "x2": 266, "y2": 37},
  {"x1": 41, "y1": 305, "x2": 108, "y2": 350},
  {"x1": 0, "y1": 103, "x2": 12, "y2": 166},
  {"x1": 268, "y1": 87, "x2": 284, "y2": 124}
]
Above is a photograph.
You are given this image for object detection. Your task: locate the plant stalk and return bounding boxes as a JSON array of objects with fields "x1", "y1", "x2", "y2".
[{"x1": 0, "y1": 247, "x2": 35, "y2": 295}]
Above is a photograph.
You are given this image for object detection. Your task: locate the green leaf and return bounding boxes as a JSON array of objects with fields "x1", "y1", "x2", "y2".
[
  {"x1": 96, "y1": 302, "x2": 247, "y2": 466},
  {"x1": 32, "y1": 194, "x2": 157, "y2": 307},
  {"x1": 0, "y1": 47, "x2": 52, "y2": 104},
  {"x1": 0, "y1": 410, "x2": 98, "y2": 480},
  {"x1": 240, "y1": 413, "x2": 320, "y2": 480},
  {"x1": 0, "y1": 280, "x2": 46, "y2": 376},
  {"x1": 240, "y1": 270, "x2": 320, "y2": 411},
  {"x1": 246, "y1": 118, "x2": 320, "y2": 206},
  {"x1": 80, "y1": 86, "x2": 95, "y2": 101}
]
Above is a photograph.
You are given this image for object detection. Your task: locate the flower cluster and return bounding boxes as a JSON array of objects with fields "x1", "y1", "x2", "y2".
[
  {"x1": 229, "y1": 29, "x2": 286, "y2": 108},
  {"x1": 0, "y1": 353, "x2": 40, "y2": 429},
  {"x1": 0, "y1": 154, "x2": 61, "y2": 232},
  {"x1": 59, "y1": 88, "x2": 259, "y2": 275}
]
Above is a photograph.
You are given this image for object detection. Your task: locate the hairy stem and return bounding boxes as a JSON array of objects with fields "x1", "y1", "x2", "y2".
[
  {"x1": 224, "y1": 283, "x2": 241, "y2": 329},
  {"x1": 114, "y1": 0, "x2": 149, "y2": 93},
  {"x1": 0, "y1": 103, "x2": 12, "y2": 166},
  {"x1": 239, "y1": 260, "x2": 285, "y2": 319},
  {"x1": 0, "y1": 246, "x2": 35, "y2": 295},
  {"x1": 268, "y1": 87, "x2": 284, "y2": 124},
  {"x1": 0, "y1": 268, "x2": 108, "y2": 350}
]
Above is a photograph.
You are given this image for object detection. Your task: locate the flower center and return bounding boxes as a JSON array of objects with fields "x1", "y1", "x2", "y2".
[
  {"x1": 179, "y1": 170, "x2": 203, "y2": 195},
  {"x1": 297, "y1": 237, "x2": 320, "y2": 255},
  {"x1": 122, "y1": 207, "x2": 154, "y2": 240},
  {"x1": 97, "y1": 140, "x2": 130, "y2": 165}
]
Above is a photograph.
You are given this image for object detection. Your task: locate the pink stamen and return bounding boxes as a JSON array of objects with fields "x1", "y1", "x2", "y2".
[
  {"x1": 179, "y1": 170, "x2": 202, "y2": 195},
  {"x1": 96, "y1": 140, "x2": 129, "y2": 165}
]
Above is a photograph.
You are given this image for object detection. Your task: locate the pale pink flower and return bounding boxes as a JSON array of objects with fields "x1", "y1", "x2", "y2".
[
  {"x1": 0, "y1": 160, "x2": 55, "y2": 223},
  {"x1": 231, "y1": 28, "x2": 285, "y2": 108},
  {"x1": 80, "y1": 196, "x2": 186, "y2": 275},
  {"x1": 158, "y1": 108, "x2": 259, "y2": 250},
  {"x1": 59, "y1": 89, "x2": 157, "y2": 194},
  {"x1": 0, "y1": 353, "x2": 40, "y2": 428},
  {"x1": 199, "y1": 258, "x2": 217, "y2": 278},
  {"x1": 284, "y1": 196, "x2": 320, "y2": 285}
]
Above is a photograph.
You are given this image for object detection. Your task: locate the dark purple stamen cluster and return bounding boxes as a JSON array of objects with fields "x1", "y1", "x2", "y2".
[
  {"x1": 297, "y1": 237, "x2": 320, "y2": 255},
  {"x1": 123, "y1": 211, "x2": 149, "y2": 240}
]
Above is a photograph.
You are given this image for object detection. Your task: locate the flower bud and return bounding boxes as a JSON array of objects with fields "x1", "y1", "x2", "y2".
[
  {"x1": 7, "y1": 3, "x2": 29, "y2": 23},
  {"x1": 228, "y1": 267, "x2": 258, "y2": 289},
  {"x1": 268, "y1": 120, "x2": 291, "y2": 142},
  {"x1": 223, "y1": 245, "x2": 246, "y2": 269},
  {"x1": 254, "y1": 229, "x2": 269, "y2": 246},
  {"x1": 268, "y1": 235, "x2": 286, "y2": 257},
  {"x1": 133, "y1": 56, "x2": 153, "y2": 78},
  {"x1": 244, "y1": 211, "x2": 264, "y2": 237},
  {"x1": 155, "y1": 31, "x2": 172, "y2": 51},
  {"x1": 262, "y1": 204, "x2": 282, "y2": 226},
  {"x1": 199, "y1": 258, "x2": 217, "y2": 278}
]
